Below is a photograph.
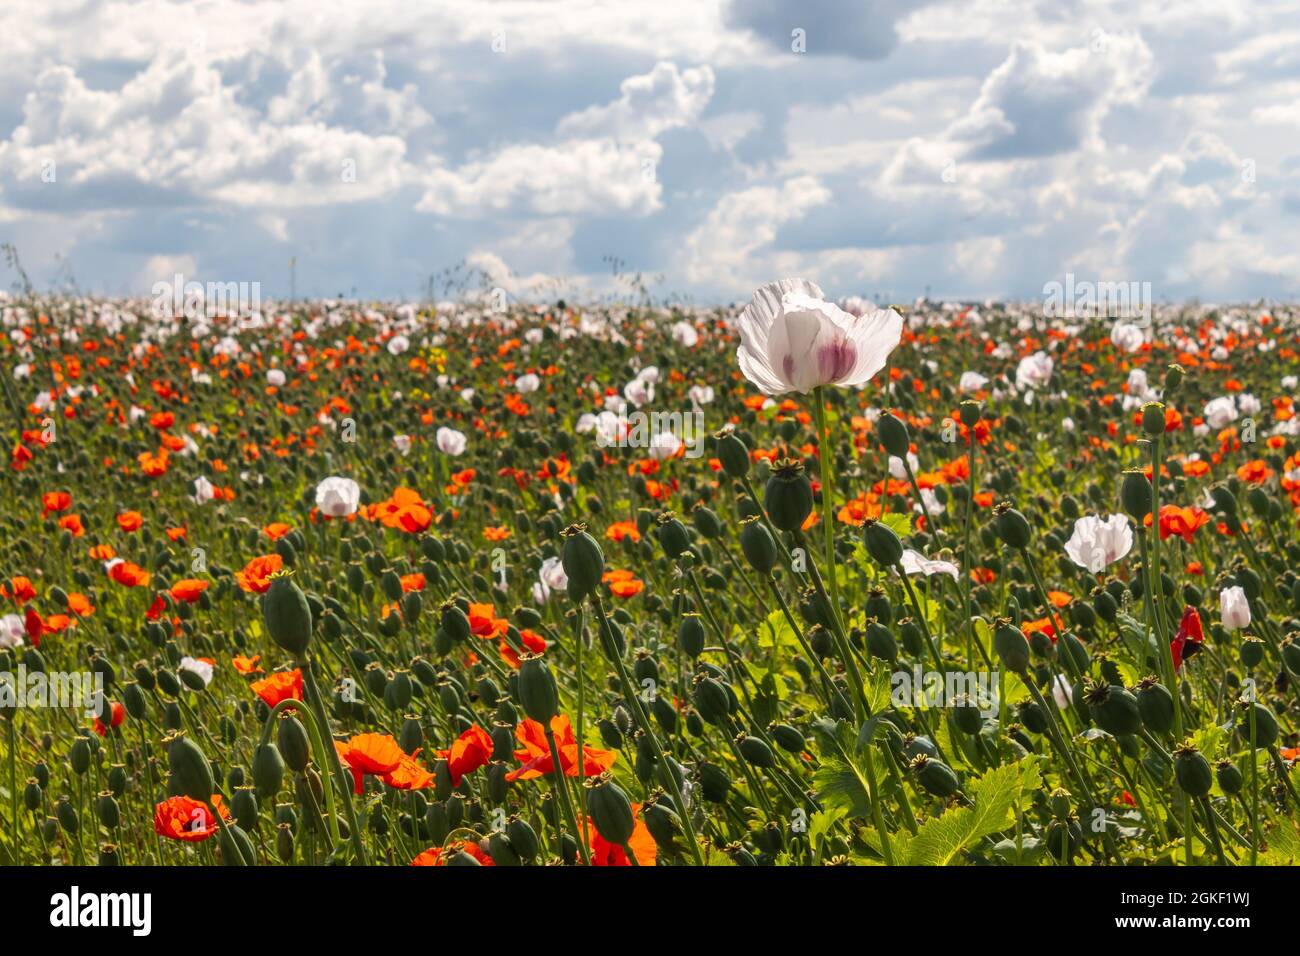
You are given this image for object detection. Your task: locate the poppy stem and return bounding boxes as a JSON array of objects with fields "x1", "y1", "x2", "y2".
[
  {"x1": 542, "y1": 727, "x2": 589, "y2": 865},
  {"x1": 300, "y1": 660, "x2": 367, "y2": 865}
]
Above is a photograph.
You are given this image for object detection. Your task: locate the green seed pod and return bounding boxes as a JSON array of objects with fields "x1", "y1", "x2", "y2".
[
  {"x1": 696, "y1": 762, "x2": 731, "y2": 803},
  {"x1": 952, "y1": 697, "x2": 984, "y2": 735},
  {"x1": 677, "y1": 614, "x2": 706, "y2": 658},
  {"x1": 505, "y1": 815, "x2": 539, "y2": 861},
  {"x1": 262, "y1": 573, "x2": 313, "y2": 658},
  {"x1": 715, "y1": 428, "x2": 750, "y2": 479},
  {"x1": 1017, "y1": 699, "x2": 1047, "y2": 735},
  {"x1": 692, "y1": 675, "x2": 732, "y2": 726},
  {"x1": 862, "y1": 519, "x2": 904, "y2": 567},
  {"x1": 516, "y1": 655, "x2": 559, "y2": 724},
  {"x1": 276, "y1": 822, "x2": 295, "y2": 862},
  {"x1": 219, "y1": 821, "x2": 256, "y2": 866},
  {"x1": 764, "y1": 459, "x2": 814, "y2": 533},
  {"x1": 585, "y1": 773, "x2": 635, "y2": 846},
  {"x1": 656, "y1": 513, "x2": 692, "y2": 559},
  {"x1": 487, "y1": 830, "x2": 522, "y2": 866},
  {"x1": 1237, "y1": 700, "x2": 1278, "y2": 748},
  {"x1": 877, "y1": 413, "x2": 910, "y2": 459},
  {"x1": 691, "y1": 505, "x2": 724, "y2": 540},
  {"x1": 1281, "y1": 638, "x2": 1300, "y2": 676},
  {"x1": 56, "y1": 796, "x2": 79, "y2": 834},
  {"x1": 1215, "y1": 758, "x2": 1243, "y2": 796},
  {"x1": 993, "y1": 619, "x2": 1031, "y2": 673},
  {"x1": 560, "y1": 524, "x2": 605, "y2": 601},
  {"x1": 994, "y1": 504, "x2": 1032, "y2": 550},
  {"x1": 1135, "y1": 678, "x2": 1174, "y2": 734},
  {"x1": 865, "y1": 621, "x2": 897, "y2": 662},
  {"x1": 1173, "y1": 744, "x2": 1212, "y2": 797},
  {"x1": 95, "y1": 791, "x2": 121, "y2": 829},
  {"x1": 911, "y1": 755, "x2": 960, "y2": 798},
  {"x1": 1240, "y1": 636, "x2": 1265, "y2": 669},
  {"x1": 1120, "y1": 470, "x2": 1152, "y2": 521},
  {"x1": 167, "y1": 733, "x2": 214, "y2": 801},
  {"x1": 1141, "y1": 402, "x2": 1166, "y2": 437},
  {"x1": 1085, "y1": 683, "x2": 1142, "y2": 737},
  {"x1": 232, "y1": 786, "x2": 259, "y2": 830},
  {"x1": 276, "y1": 714, "x2": 311, "y2": 772},
  {"x1": 252, "y1": 741, "x2": 286, "y2": 799},
  {"x1": 737, "y1": 734, "x2": 774, "y2": 768},
  {"x1": 769, "y1": 723, "x2": 805, "y2": 753},
  {"x1": 739, "y1": 515, "x2": 778, "y2": 575}
]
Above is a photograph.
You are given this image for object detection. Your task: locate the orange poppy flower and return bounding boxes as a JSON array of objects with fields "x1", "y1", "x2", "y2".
[
  {"x1": 412, "y1": 841, "x2": 495, "y2": 866},
  {"x1": 116, "y1": 511, "x2": 144, "y2": 532},
  {"x1": 602, "y1": 569, "x2": 644, "y2": 598},
  {"x1": 1145, "y1": 505, "x2": 1210, "y2": 543},
  {"x1": 604, "y1": 520, "x2": 641, "y2": 543},
  {"x1": 66, "y1": 592, "x2": 95, "y2": 617},
  {"x1": 582, "y1": 803, "x2": 657, "y2": 866},
  {"x1": 250, "y1": 669, "x2": 303, "y2": 707},
  {"x1": 235, "y1": 554, "x2": 283, "y2": 593},
  {"x1": 41, "y1": 491, "x2": 72, "y2": 515},
  {"x1": 507, "y1": 715, "x2": 617, "y2": 782},
  {"x1": 88, "y1": 544, "x2": 117, "y2": 561},
  {"x1": 483, "y1": 525, "x2": 512, "y2": 542},
  {"x1": 469, "y1": 602, "x2": 509, "y2": 640},
  {"x1": 263, "y1": 522, "x2": 293, "y2": 540},
  {"x1": 232, "y1": 654, "x2": 263, "y2": 674},
  {"x1": 58, "y1": 513, "x2": 85, "y2": 537},
  {"x1": 154, "y1": 795, "x2": 230, "y2": 842},
  {"x1": 435, "y1": 725, "x2": 493, "y2": 786},
  {"x1": 334, "y1": 733, "x2": 404, "y2": 794},
  {"x1": 400, "y1": 573, "x2": 426, "y2": 592},
  {"x1": 169, "y1": 579, "x2": 209, "y2": 603},
  {"x1": 383, "y1": 752, "x2": 434, "y2": 791},
  {"x1": 108, "y1": 561, "x2": 151, "y2": 588},
  {"x1": 8, "y1": 576, "x2": 37, "y2": 604}
]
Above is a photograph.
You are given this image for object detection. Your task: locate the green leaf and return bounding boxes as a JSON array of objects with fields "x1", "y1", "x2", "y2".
[
  {"x1": 879, "y1": 511, "x2": 912, "y2": 539},
  {"x1": 807, "y1": 805, "x2": 848, "y2": 863},
  {"x1": 905, "y1": 756, "x2": 1042, "y2": 865},
  {"x1": 813, "y1": 756, "x2": 872, "y2": 818}
]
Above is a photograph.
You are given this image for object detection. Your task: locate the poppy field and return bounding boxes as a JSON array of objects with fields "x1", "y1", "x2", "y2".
[{"x1": 3, "y1": 282, "x2": 1300, "y2": 868}]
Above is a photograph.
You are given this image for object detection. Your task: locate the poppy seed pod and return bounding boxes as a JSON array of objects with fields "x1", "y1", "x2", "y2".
[
  {"x1": 678, "y1": 614, "x2": 706, "y2": 658},
  {"x1": 739, "y1": 515, "x2": 778, "y2": 574},
  {"x1": 276, "y1": 714, "x2": 311, "y2": 772},
  {"x1": 1120, "y1": 470, "x2": 1152, "y2": 521},
  {"x1": 1141, "y1": 402, "x2": 1166, "y2": 437},
  {"x1": 505, "y1": 815, "x2": 539, "y2": 861},
  {"x1": 737, "y1": 734, "x2": 775, "y2": 768},
  {"x1": 1236, "y1": 700, "x2": 1278, "y2": 748},
  {"x1": 585, "y1": 773, "x2": 636, "y2": 846},
  {"x1": 252, "y1": 742, "x2": 286, "y2": 799},
  {"x1": 262, "y1": 573, "x2": 313, "y2": 658},
  {"x1": 693, "y1": 675, "x2": 732, "y2": 726},
  {"x1": 516, "y1": 655, "x2": 559, "y2": 724},
  {"x1": 1215, "y1": 758, "x2": 1243, "y2": 796},
  {"x1": 1135, "y1": 677, "x2": 1174, "y2": 734},
  {"x1": 993, "y1": 503, "x2": 1032, "y2": 550},
  {"x1": 877, "y1": 413, "x2": 910, "y2": 459},
  {"x1": 993, "y1": 619, "x2": 1030, "y2": 673},
  {"x1": 691, "y1": 505, "x2": 724, "y2": 539},
  {"x1": 862, "y1": 519, "x2": 904, "y2": 567},
  {"x1": 911, "y1": 755, "x2": 960, "y2": 798},
  {"x1": 714, "y1": 428, "x2": 750, "y2": 478},
  {"x1": 959, "y1": 401, "x2": 981, "y2": 428},
  {"x1": 1084, "y1": 682, "x2": 1142, "y2": 737},
  {"x1": 166, "y1": 733, "x2": 214, "y2": 802},
  {"x1": 1173, "y1": 743, "x2": 1212, "y2": 797},
  {"x1": 1164, "y1": 363, "x2": 1184, "y2": 393},
  {"x1": 656, "y1": 513, "x2": 692, "y2": 559},
  {"x1": 764, "y1": 459, "x2": 814, "y2": 533},
  {"x1": 560, "y1": 523, "x2": 605, "y2": 601}
]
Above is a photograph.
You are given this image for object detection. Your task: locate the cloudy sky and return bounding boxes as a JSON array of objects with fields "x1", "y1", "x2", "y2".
[{"x1": 2, "y1": 0, "x2": 1299, "y2": 304}]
